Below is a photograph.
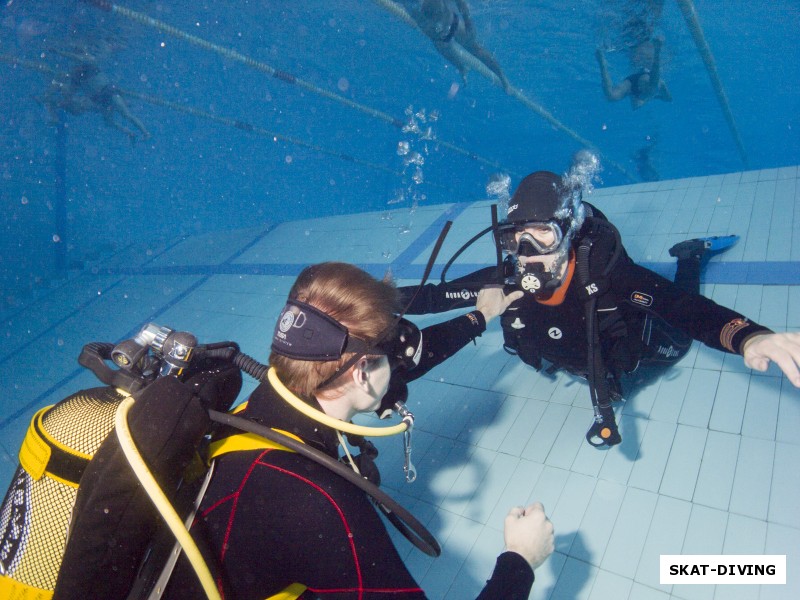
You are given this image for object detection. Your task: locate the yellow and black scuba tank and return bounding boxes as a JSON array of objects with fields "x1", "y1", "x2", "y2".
[
  {"x1": 50, "y1": 330, "x2": 244, "y2": 600},
  {"x1": 0, "y1": 384, "x2": 127, "y2": 600},
  {"x1": 3, "y1": 318, "x2": 441, "y2": 600},
  {"x1": 0, "y1": 326, "x2": 244, "y2": 600}
]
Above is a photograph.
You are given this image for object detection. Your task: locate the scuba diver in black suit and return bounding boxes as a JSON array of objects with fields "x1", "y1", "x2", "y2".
[
  {"x1": 155, "y1": 262, "x2": 554, "y2": 599},
  {"x1": 400, "y1": 162, "x2": 800, "y2": 446}
]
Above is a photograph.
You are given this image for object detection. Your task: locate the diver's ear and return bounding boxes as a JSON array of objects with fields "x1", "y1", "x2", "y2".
[{"x1": 352, "y1": 358, "x2": 370, "y2": 389}]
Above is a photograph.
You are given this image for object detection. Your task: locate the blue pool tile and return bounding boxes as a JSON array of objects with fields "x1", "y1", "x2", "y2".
[
  {"x1": 627, "y1": 420, "x2": 677, "y2": 492},
  {"x1": 532, "y1": 551, "x2": 568, "y2": 600},
  {"x1": 729, "y1": 436, "x2": 775, "y2": 520},
  {"x1": 545, "y1": 406, "x2": 594, "y2": 470},
  {"x1": 600, "y1": 487, "x2": 657, "y2": 578},
  {"x1": 659, "y1": 424, "x2": 708, "y2": 501},
  {"x1": 440, "y1": 446, "x2": 496, "y2": 517},
  {"x1": 570, "y1": 426, "x2": 614, "y2": 478},
  {"x1": 498, "y1": 397, "x2": 549, "y2": 456},
  {"x1": 648, "y1": 367, "x2": 691, "y2": 424},
  {"x1": 486, "y1": 458, "x2": 544, "y2": 532},
  {"x1": 443, "y1": 528, "x2": 503, "y2": 600},
  {"x1": 674, "y1": 504, "x2": 728, "y2": 600},
  {"x1": 768, "y1": 442, "x2": 800, "y2": 529},
  {"x1": 634, "y1": 495, "x2": 692, "y2": 593},
  {"x1": 776, "y1": 379, "x2": 800, "y2": 443},
  {"x1": 758, "y1": 285, "x2": 789, "y2": 329},
  {"x1": 692, "y1": 430, "x2": 740, "y2": 510},
  {"x1": 549, "y1": 556, "x2": 598, "y2": 600},
  {"x1": 526, "y1": 466, "x2": 570, "y2": 516},
  {"x1": 551, "y1": 472, "x2": 597, "y2": 554},
  {"x1": 597, "y1": 414, "x2": 648, "y2": 484},
  {"x1": 588, "y1": 569, "x2": 633, "y2": 600},
  {"x1": 720, "y1": 514, "x2": 768, "y2": 600},
  {"x1": 629, "y1": 582, "x2": 672, "y2": 599},
  {"x1": 472, "y1": 394, "x2": 526, "y2": 451},
  {"x1": 521, "y1": 402, "x2": 572, "y2": 463},
  {"x1": 419, "y1": 513, "x2": 483, "y2": 600},
  {"x1": 762, "y1": 522, "x2": 800, "y2": 600},
  {"x1": 678, "y1": 369, "x2": 721, "y2": 429},
  {"x1": 708, "y1": 371, "x2": 750, "y2": 433},
  {"x1": 787, "y1": 287, "x2": 800, "y2": 328},
  {"x1": 741, "y1": 375, "x2": 781, "y2": 440}
]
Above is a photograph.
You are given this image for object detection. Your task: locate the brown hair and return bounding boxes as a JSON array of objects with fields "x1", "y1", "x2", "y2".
[{"x1": 269, "y1": 262, "x2": 400, "y2": 398}]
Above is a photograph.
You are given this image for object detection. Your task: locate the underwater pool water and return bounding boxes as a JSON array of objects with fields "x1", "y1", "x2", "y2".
[
  {"x1": 1, "y1": 3, "x2": 799, "y2": 598},
  {"x1": 1, "y1": 0, "x2": 798, "y2": 301}
]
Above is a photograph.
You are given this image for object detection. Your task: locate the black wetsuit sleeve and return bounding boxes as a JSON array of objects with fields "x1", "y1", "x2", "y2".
[
  {"x1": 399, "y1": 266, "x2": 499, "y2": 314},
  {"x1": 614, "y1": 260, "x2": 773, "y2": 354},
  {"x1": 409, "y1": 311, "x2": 487, "y2": 380},
  {"x1": 475, "y1": 552, "x2": 535, "y2": 600}
]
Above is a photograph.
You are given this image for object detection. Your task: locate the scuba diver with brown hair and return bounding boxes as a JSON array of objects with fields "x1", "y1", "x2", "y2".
[
  {"x1": 400, "y1": 156, "x2": 800, "y2": 447},
  {"x1": 45, "y1": 262, "x2": 552, "y2": 599},
  {"x1": 156, "y1": 262, "x2": 553, "y2": 599},
  {"x1": 409, "y1": 0, "x2": 511, "y2": 92}
]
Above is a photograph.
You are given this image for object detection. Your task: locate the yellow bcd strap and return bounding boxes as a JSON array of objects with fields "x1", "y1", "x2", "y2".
[
  {"x1": 18, "y1": 407, "x2": 53, "y2": 481},
  {"x1": 206, "y1": 428, "x2": 307, "y2": 600},
  {"x1": 18, "y1": 406, "x2": 93, "y2": 488},
  {"x1": 207, "y1": 429, "x2": 303, "y2": 461},
  {"x1": 0, "y1": 573, "x2": 53, "y2": 600},
  {"x1": 264, "y1": 582, "x2": 308, "y2": 600}
]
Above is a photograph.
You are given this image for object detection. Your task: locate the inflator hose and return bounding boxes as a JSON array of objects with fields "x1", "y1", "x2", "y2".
[{"x1": 115, "y1": 397, "x2": 222, "y2": 600}]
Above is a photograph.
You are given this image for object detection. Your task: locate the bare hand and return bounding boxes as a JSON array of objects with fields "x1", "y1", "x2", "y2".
[
  {"x1": 503, "y1": 502, "x2": 554, "y2": 571},
  {"x1": 743, "y1": 332, "x2": 800, "y2": 387},
  {"x1": 476, "y1": 286, "x2": 524, "y2": 324}
]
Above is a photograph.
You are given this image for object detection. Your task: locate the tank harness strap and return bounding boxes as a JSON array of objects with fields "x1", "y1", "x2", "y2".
[
  {"x1": 207, "y1": 429, "x2": 303, "y2": 461},
  {"x1": 575, "y1": 218, "x2": 624, "y2": 447},
  {"x1": 205, "y1": 429, "x2": 308, "y2": 600},
  {"x1": 19, "y1": 406, "x2": 91, "y2": 487}
]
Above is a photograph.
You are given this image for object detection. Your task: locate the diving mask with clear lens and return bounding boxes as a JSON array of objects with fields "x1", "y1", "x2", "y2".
[{"x1": 497, "y1": 220, "x2": 564, "y2": 256}]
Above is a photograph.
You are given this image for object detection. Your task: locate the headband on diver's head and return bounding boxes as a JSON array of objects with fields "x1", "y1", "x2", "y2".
[
  {"x1": 272, "y1": 300, "x2": 370, "y2": 361},
  {"x1": 271, "y1": 299, "x2": 422, "y2": 390}
]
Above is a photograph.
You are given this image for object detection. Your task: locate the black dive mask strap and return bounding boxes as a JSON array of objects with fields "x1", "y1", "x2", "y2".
[
  {"x1": 317, "y1": 221, "x2": 453, "y2": 391},
  {"x1": 272, "y1": 299, "x2": 370, "y2": 361}
]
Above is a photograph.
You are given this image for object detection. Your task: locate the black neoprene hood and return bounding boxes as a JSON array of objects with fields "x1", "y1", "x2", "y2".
[{"x1": 505, "y1": 171, "x2": 567, "y2": 224}]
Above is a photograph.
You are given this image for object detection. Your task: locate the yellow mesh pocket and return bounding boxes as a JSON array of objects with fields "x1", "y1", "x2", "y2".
[{"x1": 0, "y1": 387, "x2": 125, "y2": 593}]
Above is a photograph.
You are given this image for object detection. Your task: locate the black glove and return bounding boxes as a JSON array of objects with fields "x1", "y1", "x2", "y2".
[
  {"x1": 184, "y1": 356, "x2": 243, "y2": 412},
  {"x1": 586, "y1": 404, "x2": 621, "y2": 447}
]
